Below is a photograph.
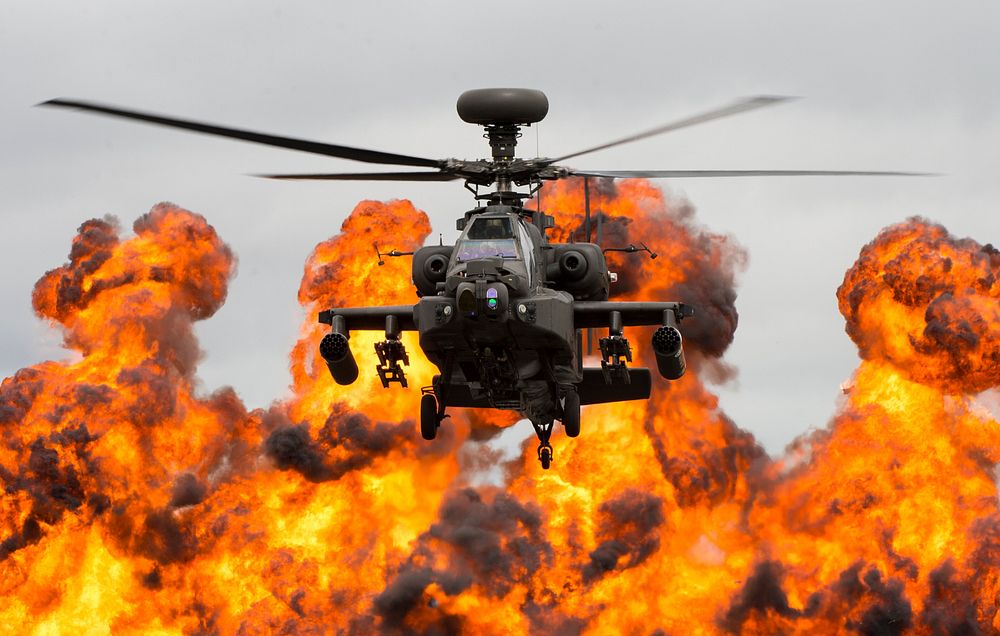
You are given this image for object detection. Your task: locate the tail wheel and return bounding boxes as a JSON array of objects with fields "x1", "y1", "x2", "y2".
[
  {"x1": 539, "y1": 446, "x2": 552, "y2": 470},
  {"x1": 420, "y1": 393, "x2": 438, "y2": 440},
  {"x1": 562, "y1": 389, "x2": 581, "y2": 438}
]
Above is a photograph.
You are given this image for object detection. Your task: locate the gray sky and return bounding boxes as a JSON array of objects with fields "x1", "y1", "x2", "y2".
[{"x1": 2, "y1": 1, "x2": 997, "y2": 455}]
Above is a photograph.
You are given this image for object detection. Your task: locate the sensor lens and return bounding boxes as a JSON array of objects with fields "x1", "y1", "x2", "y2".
[{"x1": 458, "y1": 289, "x2": 476, "y2": 313}]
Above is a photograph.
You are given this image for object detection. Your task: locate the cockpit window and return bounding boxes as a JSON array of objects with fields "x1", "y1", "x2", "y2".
[
  {"x1": 455, "y1": 239, "x2": 518, "y2": 262},
  {"x1": 466, "y1": 217, "x2": 513, "y2": 240}
]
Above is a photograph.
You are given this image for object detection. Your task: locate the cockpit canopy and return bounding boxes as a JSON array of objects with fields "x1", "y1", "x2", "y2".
[
  {"x1": 439, "y1": 210, "x2": 549, "y2": 298},
  {"x1": 467, "y1": 217, "x2": 513, "y2": 240},
  {"x1": 455, "y1": 240, "x2": 517, "y2": 261},
  {"x1": 455, "y1": 216, "x2": 518, "y2": 262}
]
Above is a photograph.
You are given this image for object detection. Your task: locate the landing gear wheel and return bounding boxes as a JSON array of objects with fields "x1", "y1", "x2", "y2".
[
  {"x1": 530, "y1": 419, "x2": 555, "y2": 470},
  {"x1": 420, "y1": 393, "x2": 438, "y2": 440},
  {"x1": 562, "y1": 390, "x2": 580, "y2": 438},
  {"x1": 537, "y1": 443, "x2": 553, "y2": 470}
]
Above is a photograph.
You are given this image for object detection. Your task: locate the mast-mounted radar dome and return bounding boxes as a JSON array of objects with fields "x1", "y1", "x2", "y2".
[{"x1": 457, "y1": 88, "x2": 549, "y2": 126}]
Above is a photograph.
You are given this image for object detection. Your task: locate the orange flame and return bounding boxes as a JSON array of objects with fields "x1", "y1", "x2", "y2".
[
  {"x1": 838, "y1": 218, "x2": 1000, "y2": 394},
  {"x1": 1, "y1": 185, "x2": 997, "y2": 633}
]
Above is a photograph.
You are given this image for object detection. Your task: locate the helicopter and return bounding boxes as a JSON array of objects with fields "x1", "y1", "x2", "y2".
[{"x1": 41, "y1": 89, "x2": 928, "y2": 469}]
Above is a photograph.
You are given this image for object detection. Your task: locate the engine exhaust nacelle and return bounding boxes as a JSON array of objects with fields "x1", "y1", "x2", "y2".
[
  {"x1": 319, "y1": 332, "x2": 359, "y2": 385},
  {"x1": 544, "y1": 244, "x2": 609, "y2": 301},
  {"x1": 412, "y1": 245, "x2": 453, "y2": 297},
  {"x1": 651, "y1": 325, "x2": 686, "y2": 380}
]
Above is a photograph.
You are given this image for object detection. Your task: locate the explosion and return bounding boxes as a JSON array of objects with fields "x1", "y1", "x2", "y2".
[{"x1": 1, "y1": 182, "x2": 997, "y2": 634}]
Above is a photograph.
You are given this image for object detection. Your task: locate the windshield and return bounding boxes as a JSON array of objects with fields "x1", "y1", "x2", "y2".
[
  {"x1": 466, "y1": 217, "x2": 513, "y2": 240},
  {"x1": 455, "y1": 239, "x2": 518, "y2": 262}
]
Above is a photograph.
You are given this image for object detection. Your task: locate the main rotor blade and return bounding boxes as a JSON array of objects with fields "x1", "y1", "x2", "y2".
[
  {"x1": 40, "y1": 98, "x2": 443, "y2": 169},
  {"x1": 255, "y1": 171, "x2": 460, "y2": 181},
  {"x1": 569, "y1": 169, "x2": 937, "y2": 179},
  {"x1": 548, "y1": 96, "x2": 794, "y2": 164}
]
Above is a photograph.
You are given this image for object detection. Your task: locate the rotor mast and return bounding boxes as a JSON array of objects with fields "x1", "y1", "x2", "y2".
[{"x1": 486, "y1": 124, "x2": 519, "y2": 193}]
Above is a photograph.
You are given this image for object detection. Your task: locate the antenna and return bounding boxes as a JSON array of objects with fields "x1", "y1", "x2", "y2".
[
  {"x1": 584, "y1": 177, "x2": 594, "y2": 355},
  {"x1": 603, "y1": 242, "x2": 658, "y2": 259},
  {"x1": 373, "y1": 242, "x2": 414, "y2": 267}
]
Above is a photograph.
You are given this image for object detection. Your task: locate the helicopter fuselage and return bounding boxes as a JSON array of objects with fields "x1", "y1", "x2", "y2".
[
  {"x1": 415, "y1": 206, "x2": 604, "y2": 424},
  {"x1": 318, "y1": 203, "x2": 689, "y2": 469}
]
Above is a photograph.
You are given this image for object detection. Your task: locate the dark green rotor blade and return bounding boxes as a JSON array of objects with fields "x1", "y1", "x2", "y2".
[
  {"x1": 40, "y1": 98, "x2": 443, "y2": 168},
  {"x1": 547, "y1": 95, "x2": 794, "y2": 164},
  {"x1": 254, "y1": 171, "x2": 461, "y2": 181},
  {"x1": 568, "y1": 169, "x2": 937, "y2": 178}
]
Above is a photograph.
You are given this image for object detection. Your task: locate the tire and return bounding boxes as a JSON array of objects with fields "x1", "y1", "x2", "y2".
[
  {"x1": 420, "y1": 393, "x2": 438, "y2": 440},
  {"x1": 540, "y1": 447, "x2": 552, "y2": 470},
  {"x1": 562, "y1": 390, "x2": 581, "y2": 438}
]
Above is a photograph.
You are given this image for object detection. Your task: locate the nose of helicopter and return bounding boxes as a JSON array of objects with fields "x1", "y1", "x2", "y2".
[{"x1": 455, "y1": 281, "x2": 510, "y2": 320}]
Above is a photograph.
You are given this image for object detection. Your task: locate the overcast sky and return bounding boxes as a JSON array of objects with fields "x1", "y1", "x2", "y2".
[{"x1": 2, "y1": 1, "x2": 997, "y2": 454}]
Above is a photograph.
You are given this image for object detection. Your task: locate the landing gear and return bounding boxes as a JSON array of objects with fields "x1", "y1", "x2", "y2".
[
  {"x1": 561, "y1": 389, "x2": 580, "y2": 438},
  {"x1": 530, "y1": 419, "x2": 555, "y2": 470},
  {"x1": 538, "y1": 444, "x2": 552, "y2": 470},
  {"x1": 418, "y1": 352, "x2": 455, "y2": 442},
  {"x1": 420, "y1": 392, "x2": 439, "y2": 440},
  {"x1": 528, "y1": 386, "x2": 582, "y2": 469}
]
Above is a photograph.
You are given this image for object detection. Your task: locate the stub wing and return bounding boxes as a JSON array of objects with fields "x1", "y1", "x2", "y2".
[
  {"x1": 573, "y1": 301, "x2": 693, "y2": 329},
  {"x1": 317, "y1": 301, "x2": 692, "y2": 331},
  {"x1": 318, "y1": 305, "x2": 417, "y2": 331},
  {"x1": 317, "y1": 305, "x2": 417, "y2": 388},
  {"x1": 574, "y1": 301, "x2": 692, "y2": 381}
]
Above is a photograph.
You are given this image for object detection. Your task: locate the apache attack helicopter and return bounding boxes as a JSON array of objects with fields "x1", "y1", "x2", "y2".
[{"x1": 41, "y1": 89, "x2": 927, "y2": 469}]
